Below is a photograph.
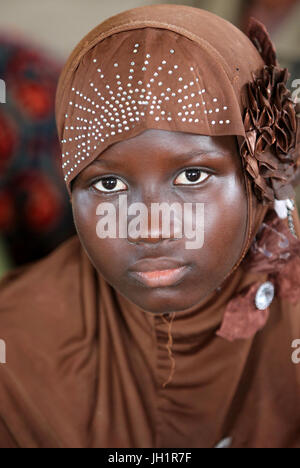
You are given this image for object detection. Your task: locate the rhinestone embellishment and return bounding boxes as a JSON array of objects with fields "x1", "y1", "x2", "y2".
[
  {"x1": 214, "y1": 437, "x2": 232, "y2": 448},
  {"x1": 274, "y1": 198, "x2": 298, "y2": 238},
  {"x1": 287, "y1": 199, "x2": 297, "y2": 238},
  {"x1": 255, "y1": 282, "x2": 275, "y2": 310}
]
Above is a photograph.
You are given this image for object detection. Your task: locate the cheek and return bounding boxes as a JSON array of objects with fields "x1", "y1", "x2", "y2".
[
  {"x1": 201, "y1": 172, "x2": 248, "y2": 273},
  {"x1": 72, "y1": 191, "x2": 98, "y2": 246},
  {"x1": 71, "y1": 191, "x2": 129, "y2": 283}
]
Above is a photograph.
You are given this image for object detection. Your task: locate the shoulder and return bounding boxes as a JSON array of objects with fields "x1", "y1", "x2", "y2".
[
  {"x1": 0, "y1": 235, "x2": 81, "y2": 306},
  {"x1": 0, "y1": 235, "x2": 84, "y2": 333},
  {"x1": 0, "y1": 236, "x2": 86, "y2": 447},
  {"x1": 0, "y1": 234, "x2": 87, "y2": 375}
]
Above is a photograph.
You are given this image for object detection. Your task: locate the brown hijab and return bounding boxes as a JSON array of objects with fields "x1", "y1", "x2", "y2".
[{"x1": 0, "y1": 4, "x2": 300, "y2": 448}]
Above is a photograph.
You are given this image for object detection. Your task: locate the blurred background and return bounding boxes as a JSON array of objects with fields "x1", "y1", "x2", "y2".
[{"x1": 0, "y1": 0, "x2": 299, "y2": 278}]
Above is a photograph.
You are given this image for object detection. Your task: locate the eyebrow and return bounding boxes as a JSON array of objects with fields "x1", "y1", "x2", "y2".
[
  {"x1": 176, "y1": 149, "x2": 224, "y2": 158},
  {"x1": 91, "y1": 148, "x2": 224, "y2": 165}
]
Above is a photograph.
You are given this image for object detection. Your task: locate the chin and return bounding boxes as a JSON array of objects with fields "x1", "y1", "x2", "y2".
[{"x1": 127, "y1": 290, "x2": 202, "y2": 315}]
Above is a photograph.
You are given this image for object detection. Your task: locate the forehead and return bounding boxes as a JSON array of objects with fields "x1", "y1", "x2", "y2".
[{"x1": 95, "y1": 129, "x2": 236, "y2": 161}]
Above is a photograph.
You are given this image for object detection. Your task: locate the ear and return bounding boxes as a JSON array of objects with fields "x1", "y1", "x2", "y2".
[{"x1": 246, "y1": 17, "x2": 278, "y2": 67}]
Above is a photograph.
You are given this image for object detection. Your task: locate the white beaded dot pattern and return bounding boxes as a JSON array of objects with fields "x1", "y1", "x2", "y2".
[{"x1": 61, "y1": 42, "x2": 231, "y2": 182}]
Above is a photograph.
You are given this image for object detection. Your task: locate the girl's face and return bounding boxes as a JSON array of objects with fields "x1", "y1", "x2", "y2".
[{"x1": 71, "y1": 129, "x2": 248, "y2": 314}]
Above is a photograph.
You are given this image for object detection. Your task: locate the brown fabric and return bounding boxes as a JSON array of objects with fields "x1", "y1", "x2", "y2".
[
  {"x1": 0, "y1": 212, "x2": 300, "y2": 448},
  {"x1": 0, "y1": 4, "x2": 300, "y2": 448},
  {"x1": 246, "y1": 17, "x2": 278, "y2": 67}
]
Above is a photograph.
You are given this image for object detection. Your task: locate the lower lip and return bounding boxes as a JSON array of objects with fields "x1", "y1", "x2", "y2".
[{"x1": 129, "y1": 266, "x2": 190, "y2": 288}]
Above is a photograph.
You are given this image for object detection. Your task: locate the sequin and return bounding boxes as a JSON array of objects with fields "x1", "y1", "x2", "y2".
[{"x1": 255, "y1": 282, "x2": 275, "y2": 310}]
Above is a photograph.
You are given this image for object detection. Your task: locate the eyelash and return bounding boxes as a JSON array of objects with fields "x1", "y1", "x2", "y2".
[{"x1": 91, "y1": 168, "x2": 211, "y2": 194}]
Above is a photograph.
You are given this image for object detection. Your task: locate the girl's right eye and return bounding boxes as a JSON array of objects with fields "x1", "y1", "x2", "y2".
[{"x1": 93, "y1": 176, "x2": 128, "y2": 193}]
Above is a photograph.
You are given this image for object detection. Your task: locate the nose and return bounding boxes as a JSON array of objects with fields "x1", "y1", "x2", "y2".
[
  {"x1": 126, "y1": 202, "x2": 183, "y2": 245},
  {"x1": 128, "y1": 233, "x2": 180, "y2": 245}
]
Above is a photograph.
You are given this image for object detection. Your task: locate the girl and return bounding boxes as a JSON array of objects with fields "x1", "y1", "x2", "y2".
[{"x1": 0, "y1": 4, "x2": 300, "y2": 448}]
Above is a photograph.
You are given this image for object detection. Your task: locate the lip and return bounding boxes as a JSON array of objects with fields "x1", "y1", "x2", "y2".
[
  {"x1": 129, "y1": 257, "x2": 187, "y2": 272},
  {"x1": 128, "y1": 258, "x2": 191, "y2": 288}
]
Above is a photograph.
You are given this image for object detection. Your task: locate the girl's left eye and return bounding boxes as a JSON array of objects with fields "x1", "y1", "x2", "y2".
[
  {"x1": 93, "y1": 176, "x2": 127, "y2": 193},
  {"x1": 174, "y1": 168, "x2": 210, "y2": 185}
]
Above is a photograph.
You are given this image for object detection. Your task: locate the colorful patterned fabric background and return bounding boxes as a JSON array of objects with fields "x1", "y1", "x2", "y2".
[{"x1": 0, "y1": 34, "x2": 75, "y2": 266}]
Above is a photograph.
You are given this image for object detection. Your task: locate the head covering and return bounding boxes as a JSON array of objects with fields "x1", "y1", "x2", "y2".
[
  {"x1": 55, "y1": 5, "x2": 299, "y2": 201},
  {"x1": 1, "y1": 5, "x2": 300, "y2": 448},
  {"x1": 55, "y1": 8, "x2": 255, "y2": 188}
]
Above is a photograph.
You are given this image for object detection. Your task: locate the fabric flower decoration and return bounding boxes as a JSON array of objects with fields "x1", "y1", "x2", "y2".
[
  {"x1": 239, "y1": 17, "x2": 300, "y2": 204},
  {"x1": 239, "y1": 64, "x2": 299, "y2": 204}
]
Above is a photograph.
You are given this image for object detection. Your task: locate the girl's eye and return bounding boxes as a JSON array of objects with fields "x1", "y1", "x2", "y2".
[
  {"x1": 93, "y1": 176, "x2": 127, "y2": 193},
  {"x1": 174, "y1": 168, "x2": 210, "y2": 185}
]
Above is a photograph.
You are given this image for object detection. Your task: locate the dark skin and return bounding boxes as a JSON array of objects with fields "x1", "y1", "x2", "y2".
[{"x1": 71, "y1": 129, "x2": 248, "y2": 314}]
